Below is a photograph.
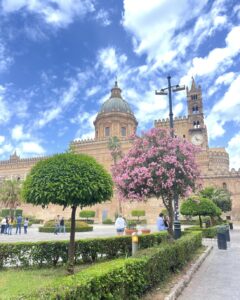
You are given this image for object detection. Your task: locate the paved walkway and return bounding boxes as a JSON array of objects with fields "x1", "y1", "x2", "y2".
[
  {"x1": 0, "y1": 224, "x2": 159, "y2": 243},
  {"x1": 178, "y1": 227, "x2": 240, "y2": 300}
]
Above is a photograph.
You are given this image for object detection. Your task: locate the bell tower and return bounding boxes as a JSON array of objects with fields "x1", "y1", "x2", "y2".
[{"x1": 187, "y1": 78, "x2": 208, "y2": 148}]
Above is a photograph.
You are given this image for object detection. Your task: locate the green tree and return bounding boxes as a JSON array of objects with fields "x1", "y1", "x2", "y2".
[
  {"x1": 131, "y1": 210, "x2": 145, "y2": 223},
  {"x1": 22, "y1": 153, "x2": 113, "y2": 274},
  {"x1": 200, "y1": 187, "x2": 232, "y2": 212},
  {"x1": 0, "y1": 179, "x2": 22, "y2": 211},
  {"x1": 181, "y1": 196, "x2": 221, "y2": 228}
]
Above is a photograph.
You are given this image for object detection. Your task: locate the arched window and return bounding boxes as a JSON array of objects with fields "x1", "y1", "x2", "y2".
[
  {"x1": 192, "y1": 106, "x2": 199, "y2": 114},
  {"x1": 191, "y1": 94, "x2": 198, "y2": 100},
  {"x1": 223, "y1": 182, "x2": 227, "y2": 189},
  {"x1": 183, "y1": 134, "x2": 186, "y2": 138},
  {"x1": 105, "y1": 127, "x2": 110, "y2": 137},
  {"x1": 121, "y1": 127, "x2": 126, "y2": 136}
]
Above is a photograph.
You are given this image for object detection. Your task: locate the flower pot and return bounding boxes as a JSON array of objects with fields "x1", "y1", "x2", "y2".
[
  {"x1": 125, "y1": 228, "x2": 137, "y2": 235},
  {"x1": 141, "y1": 229, "x2": 151, "y2": 234}
]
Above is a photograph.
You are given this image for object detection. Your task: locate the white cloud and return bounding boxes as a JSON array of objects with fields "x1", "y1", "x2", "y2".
[
  {"x1": 97, "y1": 47, "x2": 127, "y2": 73},
  {"x1": 0, "y1": 41, "x2": 13, "y2": 72},
  {"x1": 205, "y1": 75, "x2": 240, "y2": 140},
  {"x1": 208, "y1": 72, "x2": 237, "y2": 96},
  {"x1": 73, "y1": 111, "x2": 96, "y2": 140},
  {"x1": 215, "y1": 72, "x2": 236, "y2": 85},
  {"x1": 181, "y1": 26, "x2": 240, "y2": 86},
  {"x1": 0, "y1": 136, "x2": 5, "y2": 144},
  {"x1": 1, "y1": 0, "x2": 95, "y2": 28},
  {"x1": 86, "y1": 85, "x2": 101, "y2": 97},
  {"x1": 35, "y1": 73, "x2": 85, "y2": 128},
  {"x1": 17, "y1": 141, "x2": 45, "y2": 155},
  {"x1": 0, "y1": 85, "x2": 11, "y2": 124},
  {"x1": 227, "y1": 133, "x2": 240, "y2": 169},
  {"x1": 11, "y1": 125, "x2": 31, "y2": 141},
  {"x1": 95, "y1": 9, "x2": 111, "y2": 26},
  {"x1": 123, "y1": 0, "x2": 231, "y2": 74},
  {"x1": 0, "y1": 143, "x2": 13, "y2": 156}
]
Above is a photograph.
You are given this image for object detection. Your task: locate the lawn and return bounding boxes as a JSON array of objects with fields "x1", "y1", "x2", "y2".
[{"x1": 0, "y1": 265, "x2": 88, "y2": 300}]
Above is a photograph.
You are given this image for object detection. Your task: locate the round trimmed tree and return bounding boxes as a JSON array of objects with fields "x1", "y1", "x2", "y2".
[
  {"x1": 112, "y1": 128, "x2": 200, "y2": 234},
  {"x1": 22, "y1": 153, "x2": 113, "y2": 274},
  {"x1": 180, "y1": 196, "x2": 221, "y2": 227}
]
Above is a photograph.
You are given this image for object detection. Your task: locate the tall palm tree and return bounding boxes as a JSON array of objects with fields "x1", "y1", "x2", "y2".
[
  {"x1": 108, "y1": 136, "x2": 122, "y2": 164},
  {"x1": 0, "y1": 179, "x2": 22, "y2": 211},
  {"x1": 108, "y1": 136, "x2": 123, "y2": 214}
]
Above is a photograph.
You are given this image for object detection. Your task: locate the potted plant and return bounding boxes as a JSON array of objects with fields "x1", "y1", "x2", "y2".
[{"x1": 125, "y1": 220, "x2": 137, "y2": 235}]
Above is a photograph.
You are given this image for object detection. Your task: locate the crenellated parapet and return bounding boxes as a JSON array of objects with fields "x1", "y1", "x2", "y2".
[
  {"x1": 155, "y1": 115, "x2": 188, "y2": 127},
  {"x1": 71, "y1": 138, "x2": 97, "y2": 145},
  {"x1": 0, "y1": 155, "x2": 49, "y2": 167}
]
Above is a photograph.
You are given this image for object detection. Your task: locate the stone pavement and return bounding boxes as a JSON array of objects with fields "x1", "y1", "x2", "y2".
[
  {"x1": 178, "y1": 227, "x2": 240, "y2": 300},
  {"x1": 0, "y1": 224, "x2": 158, "y2": 243}
]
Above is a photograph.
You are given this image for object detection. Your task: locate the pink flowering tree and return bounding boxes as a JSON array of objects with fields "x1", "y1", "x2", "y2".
[{"x1": 112, "y1": 128, "x2": 200, "y2": 234}]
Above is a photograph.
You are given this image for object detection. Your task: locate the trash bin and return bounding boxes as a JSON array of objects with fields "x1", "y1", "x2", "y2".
[
  {"x1": 229, "y1": 222, "x2": 233, "y2": 230},
  {"x1": 225, "y1": 225, "x2": 230, "y2": 242},
  {"x1": 217, "y1": 226, "x2": 227, "y2": 250}
]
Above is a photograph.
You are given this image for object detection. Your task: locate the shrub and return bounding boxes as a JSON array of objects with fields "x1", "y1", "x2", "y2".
[
  {"x1": 102, "y1": 218, "x2": 114, "y2": 224},
  {"x1": 0, "y1": 232, "x2": 169, "y2": 268},
  {"x1": 39, "y1": 220, "x2": 92, "y2": 233},
  {"x1": 19, "y1": 232, "x2": 201, "y2": 299},
  {"x1": 1, "y1": 208, "x2": 23, "y2": 217},
  {"x1": 79, "y1": 210, "x2": 95, "y2": 219},
  {"x1": 184, "y1": 226, "x2": 218, "y2": 238},
  {"x1": 39, "y1": 226, "x2": 93, "y2": 233}
]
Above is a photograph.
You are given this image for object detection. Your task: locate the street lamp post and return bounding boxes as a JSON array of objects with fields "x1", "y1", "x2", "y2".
[{"x1": 155, "y1": 75, "x2": 185, "y2": 239}]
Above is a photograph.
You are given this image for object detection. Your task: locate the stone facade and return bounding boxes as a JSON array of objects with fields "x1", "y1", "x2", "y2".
[{"x1": 0, "y1": 79, "x2": 239, "y2": 222}]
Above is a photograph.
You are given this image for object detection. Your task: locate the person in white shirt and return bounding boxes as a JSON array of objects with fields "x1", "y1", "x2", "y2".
[
  {"x1": 1, "y1": 217, "x2": 6, "y2": 234},
  {"x1": 115, "y1": 215, "x2": 126, "y2": 236}
]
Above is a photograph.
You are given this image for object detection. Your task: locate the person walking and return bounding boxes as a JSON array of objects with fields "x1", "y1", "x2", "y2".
[
  {"x1": 60, "y1": 217, "x2": 65, "y2": 233},
  {"x1": 24, "y1": 217, "x2": 29, "y2": 234},
  {"x1": 8, "y1": 217, "x2": 14, "y2": 235},
  {"x1": 115, "y1": 215, "x2": 126, "y2": 236},
  {"x1": 157, "y1": 213, "x2": 166, "y2": 231},
  {"x1": 54, "y1": 215, "x2": 60, "y2": 235},
  {"x1": 1, "y1": 217, "x2": 6, "y2": 234},
  {"x1": 4, "y1": 217, "x2": 9, "y2": 234},
  {"x1": 16, "y1": 215, "x2": 22, "y2": 234}
]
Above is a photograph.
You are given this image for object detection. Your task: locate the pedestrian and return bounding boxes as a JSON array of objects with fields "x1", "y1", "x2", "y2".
[
  {"x1": 164, "y1": 215, "x2": 169, "y2": 230},
  {"x1": 8, "y1": 217, "x2": 14, "y2": 235},
  {"x1": 60, "y1": 217, "x2": 65, "y2": 233},
  {"x1": 4, "y1": 217, "x2": 9, "y2": 234},
  {"x1": 1, "y1": 217, "x2": 6, "y2": 234},
  {"x1": 115, "y1": 215, "x2": 126, "y2": 236},
  {"x1": 24, "y1": 217, "x2": 29, "y2": 234},
  {"x1": 54, "y1": 215, "x2": 60, "y2": 235},
  {"x1": 16, "y1": 215, "x2": 22, "y2": 234},
  {"x1": 157, "y1": 213, "x2": 166, "y2": 231}
]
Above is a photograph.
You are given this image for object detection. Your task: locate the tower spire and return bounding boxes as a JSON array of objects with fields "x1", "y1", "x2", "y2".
[{"x1": 190, "y1": 77, "x2": 196, "y2": 91}]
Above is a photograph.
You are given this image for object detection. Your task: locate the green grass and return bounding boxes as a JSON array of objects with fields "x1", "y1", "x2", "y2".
[{"x1": 0, "y1": 265, "x2": 88, "y2": 300}]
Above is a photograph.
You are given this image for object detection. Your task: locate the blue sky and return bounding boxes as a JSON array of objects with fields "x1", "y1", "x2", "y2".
[{"x1": 0, "y1": 0, "x2": 240, "y2": 168}]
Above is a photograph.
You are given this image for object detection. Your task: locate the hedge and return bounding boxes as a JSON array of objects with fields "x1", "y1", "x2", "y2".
[
  {"x1": 0, "y1": 232, "x2": 168, "y2": 268},
  {"x1": 39, "y1": 226, "x2": 93, "y2": 233},
  {"x1": 184, "y1": 226, "x2": 218, "y2": 238},
  {"x1": 18, "y1": 232, "x2": 201, "y2": 300}
]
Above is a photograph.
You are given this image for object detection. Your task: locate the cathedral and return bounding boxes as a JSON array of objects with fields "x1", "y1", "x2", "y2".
[{"x1": 0, "y1": 79, "x2": 239, "y2": 222}]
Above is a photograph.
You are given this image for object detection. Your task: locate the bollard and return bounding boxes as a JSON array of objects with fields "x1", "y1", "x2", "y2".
[{"x1": 132, "y1": 232, "x2": 139, "y2": 256}]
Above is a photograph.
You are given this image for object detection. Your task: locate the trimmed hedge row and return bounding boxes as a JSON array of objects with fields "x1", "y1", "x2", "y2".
[
  {"x1": 19, "y1": 232, "x2": 202, "y2": 300},
  {"x1": 39, "y1": 226, "x2": 93, "y2": 233},
  {"x1": 184, "y1": 226, "x2": 218, "y2": 238},
  {"x1": 0, "y1": 232, "x2": 168, "y2": 268}
]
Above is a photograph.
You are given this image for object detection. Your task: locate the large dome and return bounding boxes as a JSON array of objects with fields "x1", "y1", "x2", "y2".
[{"x1": 99, "y1": 81, "x2": 134, "y2": 115}]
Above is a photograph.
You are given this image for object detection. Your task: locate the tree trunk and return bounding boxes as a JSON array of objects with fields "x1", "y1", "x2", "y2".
[
  {"x1": 163, "y1": 197, "x2": 174, "y2": 236},
  {"x1": 199, "y1": 215, "x2": 202, "y2": 228},
  {"x1": 168, "y1": 202, "x2": 174, "y2": 236},
  {"x1": 67, "y1": 205, "x2": 77, "y2": 275}
]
